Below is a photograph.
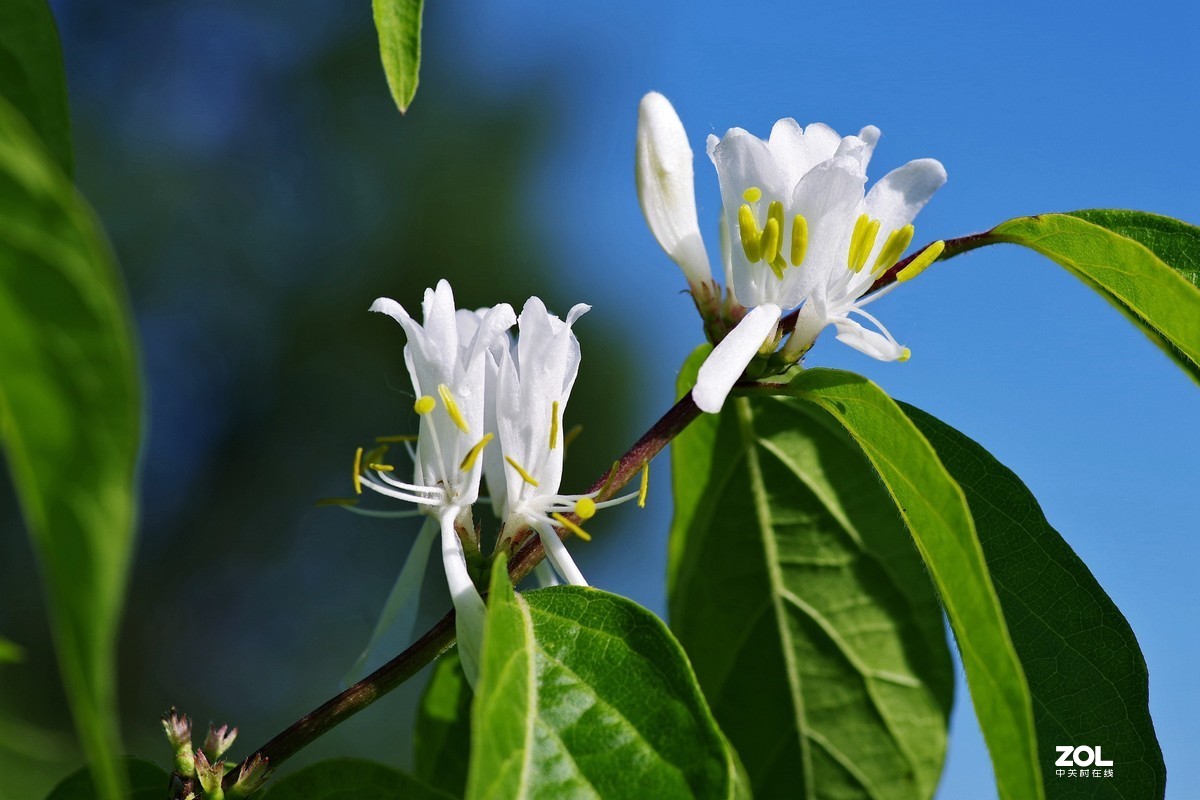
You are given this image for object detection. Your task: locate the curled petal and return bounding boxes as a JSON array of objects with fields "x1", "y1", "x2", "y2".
[
  {"x1": 832, "y1": 315, "x2": 908, "y2": 361},
  {"x1": 636, "y1": 92, "x2": 712, "y2": 287},
  {"x1": 537, "y1": 522, "x2": 588, "y2": 587},
  {"x1": 693, "y1": 303, "x2": 782, "y2": 413},
  {"x1": 864, "y1": 158, "x2": 947, "y2": 250},
  {"x1": 440, "y1": 508, "x2": 486, "y2": 687}
]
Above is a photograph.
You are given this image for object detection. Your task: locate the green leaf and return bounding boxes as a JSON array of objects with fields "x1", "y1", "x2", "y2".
[
  {"x1": 0, "y1": 636, "x2": 23, "y2": 663},
  {"x1": 468, "y1": 558, "x2": 747, "y2": 800},
  {"x1": 0, "y1": 0, "x2": 73, "y2": 174},
  {"x1": 258, "y1": 758, "x2": 455, "y2": 799},
  {"x1": 936, "y1": 211, "x2": 1200, "y2": 384},
  {"x1": 0, "y1": 96, "x2": 140, "y2": 798},
  {"x1": 372, "y1": 0, "x2": 424, "y2": 114},
  {"x1": 903, "y1": 403, "x2": 1166, "y2": 799},
  {"x1": 415, "y1": 649, "x2": 472, "y2": 798},
  {"x1": 764, "y1": 369, "x2": 1041, "y2": 800},
  {"x1": 669, "y1": 346, "x2": 954, "y2": 800},
  {"x1": 43, "y1": 758, "x2": 166, "y2": 800}
]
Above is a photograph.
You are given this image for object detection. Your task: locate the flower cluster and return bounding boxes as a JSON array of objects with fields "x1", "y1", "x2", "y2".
[
  {"x1": 345, "y1": 281, "x2": 638, "y2": 684},
  {"x1": 637, "y1": 92, "x2": 947, "y2": 412}
]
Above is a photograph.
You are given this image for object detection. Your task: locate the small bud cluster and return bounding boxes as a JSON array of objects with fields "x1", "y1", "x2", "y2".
[{"x1": 161, "y1": 708, "x2": 269, "y2": 798}]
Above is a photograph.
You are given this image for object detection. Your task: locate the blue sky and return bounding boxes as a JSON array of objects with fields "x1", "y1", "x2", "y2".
[{"x1": 433, "y1": 0, "x2": 1199, "y2": 795}]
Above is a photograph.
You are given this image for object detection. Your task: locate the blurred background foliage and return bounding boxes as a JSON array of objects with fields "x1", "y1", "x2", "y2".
[{"x1": 0, "y1": 1, "x2": 639, "y2": 795}]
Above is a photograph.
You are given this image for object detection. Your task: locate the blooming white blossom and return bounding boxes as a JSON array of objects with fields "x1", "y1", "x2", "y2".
[
  {"x1": 636, "y1": 92, "x2": 946, "y2": 414},
  {"x1": 483, "y1": 297, "x2": 640, "y2": 586},
  {"x1": 358, "y1": 279, "x2": 516, "y2": 685}
]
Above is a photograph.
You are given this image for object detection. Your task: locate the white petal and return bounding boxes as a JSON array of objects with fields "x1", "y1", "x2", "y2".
[
  {"x1": 865, "y1": 158, "x2": 947, "y2": 235},
  {"x1": 636, "y1": 92, "x2": 712, "y2": 287},
  {"x1": 343, "y1": 516, "x2": 439, "y2": 686},
  {"x1": 439, "y1": 508, "x2": 487, "y2": 688},
  {"x1": 537, "y1": 523, "x2": 588, "y2": 587},
  {"x1": 693, "y1": 304, "x2": 781, "y2": 413},
  {"x1": 787, "y1": 156, "x2": 868, "y2": 303},
  {"x1": 832, "y1": 316, "x2": 908, "y2": 361}
]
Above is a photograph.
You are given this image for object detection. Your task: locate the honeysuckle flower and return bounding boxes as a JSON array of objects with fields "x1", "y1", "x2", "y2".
[
  {"x1": 483, "y1": 297, "x2": 641, "y2": 586},
  {"x1": 358, "y1": 280, "x2": 516, "y2": 685},
  {"x1": 636, "y1": 92, "x2": 946, "y2": 414}
]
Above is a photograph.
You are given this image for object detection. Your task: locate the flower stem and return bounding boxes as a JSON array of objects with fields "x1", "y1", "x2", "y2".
[{"x1": 198, "y1": 391, "x2": 703, "y2": 797}]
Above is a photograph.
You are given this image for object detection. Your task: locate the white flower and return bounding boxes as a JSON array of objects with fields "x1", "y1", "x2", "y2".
[
  {"x1": 360, "y1": 279, "x2": 516, "y2": 685},
  {"x1": 483, "y1": 297, "x2": 640, "y2": 586},
  {"x1": 636, "y1": 92, "x2": 946, "y2": 414}
]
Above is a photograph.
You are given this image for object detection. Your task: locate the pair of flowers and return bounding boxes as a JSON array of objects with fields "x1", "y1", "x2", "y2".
[
  {"x1": 352, "y1": 282, "x2": 635, "y2": 684},
  {"x1": 636, "y1": 92, "x2": 948, "y2": 412}
]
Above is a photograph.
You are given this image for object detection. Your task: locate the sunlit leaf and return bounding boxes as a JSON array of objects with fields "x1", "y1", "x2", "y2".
[
  {"x1": 372, "y1": 0, "x2": 424, "y2": 114},
  {"x1": 933, "y1": 211, "x2": 1200, "y2": 384},
  {"x1": 904, "y1": 403, "x2": 1166, "y2": 799},
  {"x1": 763, "y1": 369, "x2": 1042, "y2": 800},
  {"x1": 0, "y1": 0, "x2": 72, "y2": 174},
  {"x1": 467, "y1": 558, "x2": 748, "y2": 800},
  {"x1": 670, "y1": 346, "x2": 954, "y2": 799},
  {"x1": 259, "y1": 758, "x2": 454, "y2": 799},
  {"x1": 415, "y1": 649, "x2": 472, "y2": 798},
  {"x1": 0, "y1": 96, "x2": 139, "y2": 799},
  {"x1": 42, "y1": 758, "x2": 165, "y2": 800}
]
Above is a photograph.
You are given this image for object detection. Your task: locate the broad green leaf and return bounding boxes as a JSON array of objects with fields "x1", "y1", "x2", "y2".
[
  {"x1": 935, "y1": 211, "x2": 1200, "y2": 384},
  {"x1": 0, "y1": 96, "x2": 140, "y2": 798},
  {"x1": 258, "y1": 758, "x2": 455, "y2": 800},
  {"x1": 903, "y1": 404, "x2": 1166, "y2": 799},
  {"x1": 670, "y1": 346, "x2": 953, "y2": 800},
  {"x1": 415, "y1": 649, "x2": 472, "y2": 798},
  {"x1": 0, "y1": 0, "x2": 72, "y2": 174},
  {"x1": 372, "y1": 0, "x2": 424, "y2": 114},
  {"x1": 468, "y1": 558, "x2": 747, "y2": 800},
  {"x1": 767, "y1": 369, "x2": 1041, "y2": 800},
  {"x1": 43, "y1": 758, "x2": 166, "y2": 800}
]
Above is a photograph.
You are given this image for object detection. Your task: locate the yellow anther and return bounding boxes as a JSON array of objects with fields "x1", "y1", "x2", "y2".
[
  {"x1": 851, "y1": 218, "x2": 880, "y2": 273},
  {"x1": 352, "y1": 447, "x2": 364, "y2": 495},
  {"x1": 315, "y1": 497, "x2": 359, "y2": 507},
  {"x1": 898, "y1": 347, "x2": 912, "y2": 363},
  {"x1": 759, "y1": 217, "x2": 782, "y2": 266},
  {"x1": 638, "y1": 461, "x2": 650, "y2": 508},
  {"x1": 767, "y1": 200, "x2": 785, "y2": 238},
  {"x1": 873, "y1": 224, "x2": 915, "y2": 276},
  {"x1": 505, "y1": 455, "x2": 540, "y2": 487},
  {"x1": 790, "y1": 214, "x2": 808, "y2": 266},
  {"x1": 742, "y1": 186, "x2": 762, "y2": 203},
  {"x1": 459, "y1": 433, "x2": 494, "y2": 471},
  {"x1": 549, "y1": 401, "x2": 560, "y2": 450},
  {"x1": 362, "y1": 444, "x2": 389, "y2": 467},
  {"x1": 375, "y1": 434, "x2": 418, "y2": 443},
  {"x1": 738, "y1": 204, "x2": 762, "y2": 262},
  {"x1": 551, "y1": 512, "x2": 592, "y2": 542},
  {"x1": 414, "y1": 396, "x2": 436, "y2": 415},
  {"x1": 368, "y1": 463, "x2": 395, "y2": 472},
  {"x1": 599, "y1": 460, "x2": 620, "y2": 498},
  {"x1": 768, "y1": 253, "x2": 787, "y2": 280},
  {"x1": 563, "y1": 424, "x2": 584, "y2": 450},
  {"x1": 897, "y1": 240, "x2": 946, "y2": 282},
  {"x1": 575, "y1": 497, "x2": 597, "y2": 520},
  {"x1": 437, "y1": 384, "x2": 470, "y2": 433}
]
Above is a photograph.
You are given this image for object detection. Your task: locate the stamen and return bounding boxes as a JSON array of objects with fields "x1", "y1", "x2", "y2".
[
  {"x1": 742, "y1": 186, "x2": 762, "y2": 203},
  {"x1": 368, "y1": 463, "x2": 395, "y2": 472},
  {"x1": 316, "y1": 497, "x2": 359, "y2": 507},
  {"x1": 375, "y1": 434, "x2": 419, "y2": 443},
  {"x1": 551, "y1": 512, "x2": 592, "y2": 542},
  {"x1": 898, "y1": 347, "x2": 912, "y2": 363},
  {"x1": 563, "y1": 424, "x2": 584, "y2": 450},
  {"x1": 362, "y1": 444, "x2": 389, "y2": 467},
  {"x1": 505, "y1": 455, "x2": 540, "y2": 487},
  {"x1": 549, "y1": 401, "x2": 560, "y2": 450},
  {"x1": 896, "y1": 240, "x2": 946, "y2": 282},
  {"x1": 437, "y1": 384, "x2": 470, "y2": 433},
  {"x1": 459, "y1": 433, "x2": 494, "y2": 471},
  {"x1": 873, "y1": 224, "x2": 915, "y2": 275},
  {"x1": 599, "y1": 460, "x2": 620, "y2": 498},
  {"x1": 760, "y1": 217, "x2": 782, "y2": 269},
  {"x1": 767, "y1": 201, "x2": 785, "y2": 247},
  {"x1": 790, "y1": 214, "x2": 808, "y2": 266},
  {"x1": 847, "y1": 214, "x2": 869, "y2": 270},
  {"x1": 769, "y1": 254, "x2": 788, "y2": 280},
  {"x1": 738, "y1": 204, "x2": 762, "y2": 262},
  {"x1": 414, "y1": 396, "x2": 436, "y2": 415},
  {"x1": 352, "y1": 447, "x2": 364, "y2": 495},
  {"x1": 638, "y1": 461, "x2": 649, "y2": 508},
  {"x1": 851, "y1": 218, "x2": 881, "y2": 273},
  {"x1": 575, "y1": 497, "x2": 597, "y2": 520}
]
